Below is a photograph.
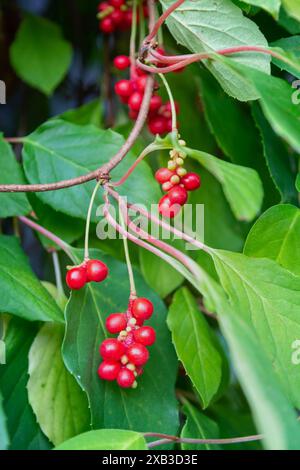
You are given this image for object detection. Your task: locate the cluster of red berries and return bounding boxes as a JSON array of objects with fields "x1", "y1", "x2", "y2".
[
  {"x1": 113, "y1": 55, "x2": 179, "y2": 136},
  {"x1": 98, "y1": 297, "x2": 156, "y2": 388},
  {"x1": 155, "y1": 142, "x2": 201, "y2": 218},
  {"x1": 97, "y1": 0, "x2": 148, "y2": 34},
  {"x1": 66, "y1": 259, "x2": 108, "y2": 290}
]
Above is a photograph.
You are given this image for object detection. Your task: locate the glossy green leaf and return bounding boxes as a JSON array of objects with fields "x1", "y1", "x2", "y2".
[
  {"x1": 168, "y1": 288, "x2": 228, "y2": 408},
  {"x1": 0, "y1": 317, "x2": 51, "y2": 450},
  {"x1": 0, "y1": 236, "x2": 63, "y2": 323},
  {"x1": 271, "y1": 36, "x2": 300, "y2": 78},
  {"x1": 252, "y1": 103, "x2": 297, "y2": 204},
  {"x1": 0, "y1": 393, "x2": 9, "y2": 450},
  {"x1": 186, "y1": 147, "x2": 263, "y2": 221},
  {"x1": 160, "y1": 0, "x2": 270, "y2": 101},
  {"x1": 28, "y1": 323, "x2": 90, "y2": 446},
  {"x1": 10, "y1": 16, "x2": 72, "y2": 95},
  {"x1": 212, "y1": 249, "x2": 300, "y2": 408},
  {"x1": 63, "y1": 249, "x2": 179, "y2": 434},
  {"x1": 0, "y1": 137, "x2": 31, "y2": 218},
  {"x1": 244, "y1": 204, "x2": 300, "y2": 276},
  {"x1": 296, "y1": 173, "x2": 300, "y2": 191},
  {"x1": 23, "y1": 119, "x2": 161, "y2": 219},
  {"x1": 181, "y1": 400, "x2": 221, "y2": 450},
  {"x1": 60, "y1": 99, "x2": 103, "y2": 127},
  {"x1": 240, "y1": 0, "x2": 281, "y2": 18},
  {"x1": 55, "y1": 429, "x2": 147, "y2": 450},
  {"x1": 282, "y1": 0, "x2": 300, "y2": 22},
  {"x1": 217, "y1": 299, "x2": 300, "y2": 450}
]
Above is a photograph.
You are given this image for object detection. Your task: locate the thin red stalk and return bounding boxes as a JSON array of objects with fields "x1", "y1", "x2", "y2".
[
  {"x1": 4, "y1": 137, "x2": 24, "y2": 143},
  {"x1": 19, "y1": 216, "x2": 75, "y2": 261},
  {"x1": 145, "y1": 0, "x2": 186, "y2": 43},
  {"x1": 117, "y1": 195, "x2": 199, "y2": 276},
  {"x1": 107, "y1": 186, "x2": 207, "y2": 252}
]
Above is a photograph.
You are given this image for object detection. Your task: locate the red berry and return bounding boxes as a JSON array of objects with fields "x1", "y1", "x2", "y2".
[
  {"x1": 155, "y1": 168, "x2": 176, "y2": 184},
  {"x1": 149, "y1": 95, "x2": 163, "y2": 112},
  {"x1": 98, "y1": 360, "x2": 121, "y2": 381},
  {"x1": 100, "y1": 17, "x2": 115, "y2": 33},
  {"x1": 181, "y1": 173, "x2": 201, "y2": 191},
  {"x1": 86, "y1": 259, "x2": 108, "y2": 283},
  {"x1": 127, "y1": 343, "x2": 149, "y2": 366},
  {"x1": 128, "y1": 92, "x2": 143, "y2": 111},
  {"x1": 158, "y1": 195, "x2": 181, "y2": 218},
  {"x1": 115, "y1": 79, "x2": 133, "y2": 98},
  {"x1": 111, "y1": 9, "x2": 124, "y2": 25},
  {"x1": 123, "y1": 10, "x2": 133, "y2": 28},
  {"x1": 100, "y1": 338, "x2": 125, "y2": 361},
  {"x1": 98, "y1": 2, "x2": 110, "y2": 12},
  {"x1": 66, "y1": 266, "x2": 87, "y2": 290},
  {"x1": 113, "y1": 55, "x2": 130, "y2": 70},
  {"x1": 148, "y1": 116, "x2": 167, "y2": 135},
  {"x1": 136, "y1": 66, "x2": 147, "y2": 77},
  {"x1": 106, "y1": 313, "x2": 127, "y2": 334},
  {"x1": 128, "y1": 108, "x2": 139, "y2": 120},
  {"x1": 117, "y1": 368, "x2": 135, "y2": 388},
  {"x1": 136, "y1": 76, "x2": 147, "y2": 93},
  {"x1": 165, "y1": 119, "x2": 173, "y2": 133},
  {"x1": 132, "y1": 298, "x2": 153, "y2": 321},
  {"x1": 110, "y1": 0, "x2": 124, "y2": 7},
  {"x1": 168, "y1": 186, "x2": 188, "y2": 206},
  {"x1": 133, "y1": 326, "x2": 156, "y2": 346}
]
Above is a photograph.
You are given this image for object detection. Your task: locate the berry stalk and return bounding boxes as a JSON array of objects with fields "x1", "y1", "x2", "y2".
[{"x1": 84, "y1": 180, "x2": 102, "y2": 261}]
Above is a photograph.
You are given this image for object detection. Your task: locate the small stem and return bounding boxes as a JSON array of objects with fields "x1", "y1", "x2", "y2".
[
  {"x1": 4, "y1": 137, "x2": 24, "y2": 143},
  {"x1": 112, "y1": 142, "x2": 163, "y2": 187},
  {"x1": 139, "y1": 1, "x2": 145, "y2": 46},
  {"x1": 19, "y1": 216, "x2": 75, "y2": 262},
  {"x1": 145, "y1": 0, "x2": 185, "y2": 44},
  {"x1": 159, "y1": 73, "x2": 177, "y2": 132},
  {"x1": 130, "y1": 0, "x2": 138, "y2": 78},
  {"x1": 84, "y1": 180, "x2": 102, "y2": 261},
  {"x1": 52, "y1": 251, "x2": 65, "y2": 298},
  {"x1": 118, "y1": 195, "x2": 137, "y2": 297},
  {"x1": 144, "y1": 433, "x2": 263, "y2": 449}
]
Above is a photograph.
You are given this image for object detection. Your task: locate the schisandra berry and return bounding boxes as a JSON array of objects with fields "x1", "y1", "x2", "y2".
[
  {"x1": 181, "y1": 173, "x2": 201, "y2": 191},
  {"x1": 136, "y1": 76, "x2": 147, "y2": 92},
  {"x1": 155, "y1": 168, "x2": 176, "y2": 184},
  {"x1": 128, "y1": 92, "x2": 143, "y2": 111},
  {"x1": 117, "y1": 368, "x2": 136, "y2": 388},
  {"x1": 66, "y1": 266, "x2": 87, "y2": 290},
  {"x1": 110, "y1": 0, "x2": 124, "y2": 7},
  {"x1": 168, "y1": 186, "x2": 188, "y2": 206},
  {"x1": 115, "y1": 80, "x2": 133, "y2": 98},
  {"x1": 110, "y1": 9, "x2": 123, "y2": 25},
  {"x1": 100, "y1": 338, "x2": 125, "y2": 361},
  {"x1": 86, "y1": 259, "x2": 108, "y2": 283},
  {"x1": 148, "y1": 116, "x2": 167, "y2": 135},
  {"x1": 100, "y1": 17, "x2": 115, "y2": 33},
  {"x1": 113, "y1": 55, "x2": 130, "y2": 70},
  {"x1": 106, "y1": 313, "x2": 127, "y2": 334},
  {"x1": 149, "y1": 95, "x2": 163, "y2": 112},
  {"x1": 158, "y1": 195, "x2": 181, "y2": 219},
  {"x1": 133, "y1": 326, "x2": 156, "y2": 346},
  {"x1": 127, "y1": 343, "x2": 149, "y2": 366},
  {"x1": 132, "y1": 298, "x2": 154, "y2": 321},
  {"x1": 98, "y1": 361, "x2": 121, "y2": 380}
]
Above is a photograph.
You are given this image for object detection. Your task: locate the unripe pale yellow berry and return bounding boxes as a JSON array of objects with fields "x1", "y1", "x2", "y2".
[
  {"x1": 132, "y1": 381, "x2": 138, "y2": 389},
  {"x1": 126, "y1": 363, "x2": 136, "y2": 371},
  {"x1": 119, "y1": 330, "x2": 127, "y2": 338},
  {"x1": 179, "y1": 151, "x2": 187, "y2": 159},
  {"x1": 129, "y1": 317, "x2": 137, "y2": 326},
  {"x1": 176, "y1": 157, "x2": 184, "y2": 166},
  {"x1": 169, "y1": 149, "x2": 178, "y2": 158},
  {"x1": 170, "y1": 175, "x2": 180, "y2": 184},
  {"x1": 168, "y1": 160, "x2": 177, "y2": 171},
  {"x1": 177, "y1": 167, "x2": 187, "y2": 177},
  {"x1": 126, "y1": 326, "x2": 132, "y2": 332},
  {"x1": 121, "y1": 355, "x2": 129, "y2": 365},
  {"x1": 179, "y1": 139, "x2": 186, "y2": 146}
]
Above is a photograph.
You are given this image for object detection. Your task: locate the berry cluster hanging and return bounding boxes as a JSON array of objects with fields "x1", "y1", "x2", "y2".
[
  {"x1": 66, "y1": 259, "x2": 108, "y2": 290},
  {"x1": 97, "y1": 0, "x2": 149, "y2": 34},
  {"x1": 98, "y1": 297, "x2": 156, "y2": 388}
]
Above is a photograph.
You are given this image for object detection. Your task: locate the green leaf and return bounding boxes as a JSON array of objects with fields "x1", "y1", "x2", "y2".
[
  {"x1": 239, "y1": 0, "x2": 281, "y2": 18},
  {"x1": 186, "y1": 147, "x2": 263, "y2": 221},
  {"x1": 296, "y1": 173, "x2": 300, "y2": 191},
  {"x1": 0, "y1": 317, "x2": 51, "y2": 450},
  {"x1": 168, "y1": 288, "x2": 228, "y2": 408},
  {"x1": 282, "y1": 0, "x2": 300, "y2": 22},
  {"x1": 0, "y1": 137, "x2": 31, "y2": 218},
  {"x1": 28, "y1": 323, "x2": 90, "y2": 446},
  {"x1": 181, "y1": 400, "x2": 221, "y2": 450},
  {"x1": 220, "y1": 59, "x2": 300, "y2": 153},
  {"x1": 252, "y1": 103, "x2": 297, "y2": 204},
  {"x1": 60, "y1": 99, "x2": 103, "y2": 127},
  {"x1": 139, "y1": 243, "x2": 184, "y2": 298},
  {"x1": 244, "y1": 204, "x2": 300, "y2": 276},
  {"x1": 23, "y1": 119, "x2": 161, "y2": 219},
  {"x1": 0, "y1": 236, "x2": 63, "y2": 323},
  {"x1": 55, "y1": 429, "x2": 147, "y2": 450},
  {"x1": 63, "y1": 249, "x2": 179, "y2": 434},
  {"x1": 160, "y1": 0, "x2": 270, "y2": 101},
  {"x1": 216, "y1": 299, "x2": 300, "y2": 450},
  {"x1": 271, "y1": 36, "x2": 300, "y2": 78},
  {"x1": 197, "y1": 70, "x2": 279, "y2": 207},
  {"x1": 10, "y1": 16, "x2": 72, "y2": 95},
  {"x1": 0, "y1": 393, "x2": 9, "y2": 450},
  {"x1": 279, "y1": 7, "x2": 300, "y2": 34},
  {"x1": 212, "y1": 249, "x2": 300, "y2": 408}
]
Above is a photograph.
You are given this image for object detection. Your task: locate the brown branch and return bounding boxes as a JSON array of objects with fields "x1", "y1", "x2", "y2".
[{"x1": 144, "y1": 432, "x2": 263, "y2": 449}]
